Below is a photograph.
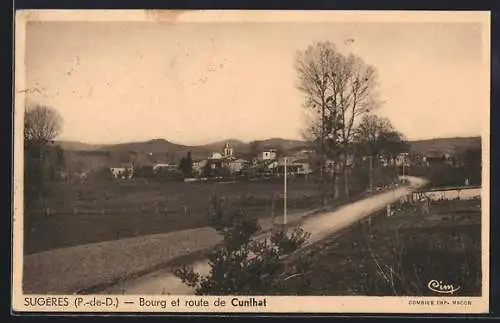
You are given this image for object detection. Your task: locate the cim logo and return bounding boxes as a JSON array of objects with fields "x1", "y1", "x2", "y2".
[{"x1": 427, "y1": 280, "x2": 461, "y2": 295}]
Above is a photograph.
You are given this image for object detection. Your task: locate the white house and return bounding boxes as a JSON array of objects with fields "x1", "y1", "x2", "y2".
[
  {"x1": 295, "y1": 161, "x2": 312, "y2": 175},
  {"x1": 153, "y1": 163, "x2": 177, "y2": 171},
  {"x1": 228, "y1": 158, "x2": 247, "y2": 173},
  {"x1": 208, "y1": 152, "x2": 223, "y2": 160},
  {"x1": 395, "y1": 152, "x2": 410, "y2": 167},
  {"x1": 192, "y1": 159, "x2": 208, "y2": 175},
  {"x1": 266, "y1": 160, "x2": 279, "y2": 169},
  {"x1": 259, "y1": 149, "x2": 277, "y2": 161},
  {"x1": 110, "y1": 166, "x2": 134, "y2": 179}
]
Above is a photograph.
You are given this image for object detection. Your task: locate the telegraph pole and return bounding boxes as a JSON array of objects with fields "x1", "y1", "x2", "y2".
[
  {"x1": 402, "y1": 155, "x2": 406, "y2": 182},
  {"x1": 322, "y1": 120, "x2": 326, "y2": 205},
  {"x1": 402, "y1": 157, "x2": 404, "y2": 181},
  {"x1": 284, "y1": 157, "x2": 287, "y2": 225},
  {"x1": 320, "y1": 93, "x2": 328, "y2": 206},
  {"x1": 369, "y1": 155, "x2": 373, "y2": 191}
]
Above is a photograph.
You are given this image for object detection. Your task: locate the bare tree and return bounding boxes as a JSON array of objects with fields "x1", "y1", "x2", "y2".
[
  {"x1": 354, "y1": 114, "x2": 394, "y2": 157},
  {"x1": 24, "y1": 104, "x2": 63, "y2": 207},
  {"x1": 295, "y1": 41, "x2": 379, "y2": 199},
  {"x1": 354, "y1": 114, "x2": 408, "y2": 188},
  {"x1": 24, "y1": 104, "x2": 63, "y2": 146},
  {"x1": 354, "y1": 114, "x2": 409, "y2": 164}
]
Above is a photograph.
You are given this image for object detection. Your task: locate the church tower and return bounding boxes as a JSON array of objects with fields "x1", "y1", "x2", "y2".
[{"x1": 223, "y1": 142, "x2": 233, "y2": 157}]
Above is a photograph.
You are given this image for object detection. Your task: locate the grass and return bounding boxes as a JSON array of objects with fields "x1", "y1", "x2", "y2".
[
  {"x1": 23, "y1": 206, "x2": 324, "y2": 295},
  {"x1": 24, "y1": 178, "x2": 323, "y2": 254},
  {"x1": 23, "y1": 226, "x2": 224, "y2": 294},
  {"x1": 282, "y1": 198, "x2": 482, "y2": 296},
  {"x1": 22, "y1": 172, "x2": 402, "y2": 294}
]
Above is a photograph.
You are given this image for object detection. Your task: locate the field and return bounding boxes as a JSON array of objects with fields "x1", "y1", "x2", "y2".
[
  {"x1": 283, "y1": 198, "x2": 482, "y2": 296},
  {"x1": 24, "y1": 177, "x2": 324, "y2": 255},
  {"x1": 23, "y1": 227, "x2": 224, "y2": 294}
]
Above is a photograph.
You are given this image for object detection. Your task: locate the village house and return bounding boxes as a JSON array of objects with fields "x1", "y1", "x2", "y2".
[
  {"x1": 324, "y1": 154, "x2": 355, "y2": 169},
  {"x1": 270, "y1": 157, "x2": 312, "y2": 177},
  {"x1": 192, "y1": 159, "x2": 208, "y2": 176},
  {"x1": 423, "y1": 152, "x2": 453, "y2": 167},
  {"x1": 376, "y1": 153, "x2": 410, "y2": 168},
  {"x1": 228, "y1": 158, "x2": 247, "y2": 173},
  {"x1": 276, "y1": 156, "x2": 296, "y2": 165},
  {"x1": 294, "y1": 159, "x2": 313, "y2": 175},
  {"x1": 193, "y1": 142, "x2": 249, "y2": 176},
  {"x1": 394, "y1": 152, "x2": 411, "y2": 167},
  {"x1": 110, "y1": 165, "x2": 134, "y2": 179},
  {"x1": 208, "y1": 152, "x2": 223, "y2": 160},
  {"x1": 152, "y1": 163, "x2": 177, "y2": 172},
  {"x1": 265, "y1": 159, "x2": 279, "y2": 170},
  {"x1": 258, "y1": 149, "x2": 277, "y2": 161},
  {"x1": 410, "y1": 153, "x2": 427, "y2": 167}
]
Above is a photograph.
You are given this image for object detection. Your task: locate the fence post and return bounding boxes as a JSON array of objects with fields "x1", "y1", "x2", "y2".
[{"x1": 422, "y1": 197, "x2": 430, "y2": 215}]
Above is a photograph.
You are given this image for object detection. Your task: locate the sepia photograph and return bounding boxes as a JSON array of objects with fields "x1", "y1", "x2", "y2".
[{"x1": 13, "y1": 10, "x2": 490, "y2": 313}]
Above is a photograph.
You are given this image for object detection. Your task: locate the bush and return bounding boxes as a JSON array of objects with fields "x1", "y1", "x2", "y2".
[
  {"x1": 173, "y1": 194, "x2": 312, "y2": 295},
  {"x1": 362, "y1": 226, "x2": 481, "y2": 296}
]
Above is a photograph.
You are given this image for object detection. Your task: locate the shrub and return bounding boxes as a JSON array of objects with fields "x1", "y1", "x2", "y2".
[{"x1": 173, "y1": 194, "x2": 312, "y2": 295}]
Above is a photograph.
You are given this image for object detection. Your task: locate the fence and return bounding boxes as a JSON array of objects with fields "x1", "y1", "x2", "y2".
[{"x1": 28, "y1": 204, "x2": 197, "y2": 218}]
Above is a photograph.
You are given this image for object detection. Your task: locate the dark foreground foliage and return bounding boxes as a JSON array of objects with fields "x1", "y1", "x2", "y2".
[
  {"x1": 291, "y1": 198, "x2": 481, "y2": 296},
  {"x1": 173, "y1": 193, "x2": 312, "y2": 295}
]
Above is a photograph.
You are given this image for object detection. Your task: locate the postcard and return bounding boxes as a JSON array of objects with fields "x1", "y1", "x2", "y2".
[{"x1": 12, "y1": 9, "x2": 490, "y2": 314}]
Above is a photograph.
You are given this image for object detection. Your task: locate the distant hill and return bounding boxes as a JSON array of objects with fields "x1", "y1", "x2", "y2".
[
  {"x1": 58, "y1": 136, "x2": 481, "y2": 156},
  {"x1": 56, "y1": 136, "x2": 480, "y2": 172},
  {"x1": 197, "y1": 139, "x2": 248, "y2": 154},
  {"x1": 56, "y1": 140, "x2": 101, "y2": 151},
  {"x1": 254, "y1": 138, "x2": 309, "y2": 151},
  {"x1": 56, "y1": 137, "x2": 311, "y2": 171},
  {"x1": 57, "y1": 137, "x2": 309, "y2": 156},
  {"x1": 409, "y1": 136, "x2": 481, "y2": 156},
  {"x1": 100, "y1": 139, "x2": 189, "y2": 154}
]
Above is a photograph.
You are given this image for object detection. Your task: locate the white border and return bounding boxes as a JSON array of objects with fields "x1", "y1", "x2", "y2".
[{"x1": 12, "y1": 10, "x2": 491, "y2": 314}]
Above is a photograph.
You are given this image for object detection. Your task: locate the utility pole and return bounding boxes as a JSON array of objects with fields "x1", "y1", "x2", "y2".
[
  {"x1": 284, "y1": 157, "x2": 287, "y2": 225},
  {"x1": 320, "y1": 100, "x2": 325, "y2": 181},
  {"x1": 402, "y1": 155, "x2": 406, "y2": 182},
  {"x1": 369, "y1": 155, "x2": 373, "y2": 191}
]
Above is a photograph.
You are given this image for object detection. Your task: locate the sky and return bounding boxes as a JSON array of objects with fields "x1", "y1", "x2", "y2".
[{"x1": 23, "y1": 15, "x2": 488, "y2": 145}]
